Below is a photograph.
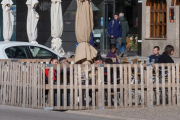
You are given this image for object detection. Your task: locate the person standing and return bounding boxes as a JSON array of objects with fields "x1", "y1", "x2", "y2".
[
  {"x1": 149, "y1": 46, "x2": 161, "y2": 63},
  {"x1": 107, "y1": 13, "x2": 122, "y2": 55},
  {"x1": 119, "y1": 13, "x2": 129, "y2": 46}
]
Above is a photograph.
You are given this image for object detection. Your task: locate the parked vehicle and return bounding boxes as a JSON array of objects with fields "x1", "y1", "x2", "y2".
[{"x1": 0, "y1": 42, "x2": 62, "y2": 59}]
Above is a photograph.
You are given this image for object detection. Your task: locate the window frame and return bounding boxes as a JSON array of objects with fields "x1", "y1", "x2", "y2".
[{"x1": 147, "y1": 0, "x2": 167, "y2": 39}]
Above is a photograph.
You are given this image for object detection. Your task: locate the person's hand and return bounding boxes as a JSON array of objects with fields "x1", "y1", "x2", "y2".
[{"x1": 111, "y1": 35, "x2": 114, "y2": 38}]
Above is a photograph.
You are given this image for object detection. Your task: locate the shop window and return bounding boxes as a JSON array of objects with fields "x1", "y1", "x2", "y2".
[{"x1": 147, "y1": 0, "x2": 167, "y2": 38}]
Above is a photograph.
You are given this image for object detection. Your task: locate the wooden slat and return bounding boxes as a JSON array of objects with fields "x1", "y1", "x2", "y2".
[
  {"x1": 74, "y1": 65, "x2": 78, "y2": 110},
  {"x1": 140, "y1": 64, "x2": 144, "y2": 107},
  {"x1": 147, "y1": 66, "x2": 150, "y2": 106},
  {"x1": 120, "y1": 65, "x2": 124, "y2": 107},
  {"x1": 113, "y1": 65, "x2": 117, "y2": 109},
  {"x1": 70, "y1": 65, "x2": 73, "y2": 109},
  {"x1": 172, "y1": 64, "x2": 176, "y2": 105},
  {"x1": 101, "y1": 66, "x2": 105, "y2": 108},
  {"x1": 22, "y1": 64, "x2": 26, "y2": 108},
  {"x1": 168, "y1": 65, "x2": 171, "y2": 106},
  {"x1": 63, "y1": 65, "x2": 67, "y2": 109},
  {"x1": 78, "y1": 65, "x2": 82, "y2": 109},
  {"x1": 36, "y1": 64, "x2": 39, "y2": 108},
  {"x1": 124, "y1": 65, "x2": 128, "y2": 107},
  {"x1": 91, "y1": 64, "x2": 96, "y2": 109},
  {"x1": 29, "y1": 63, "x2": 32, "y2": 108},
  {"x1": 0, "y1": 61, "x2": 2, "y2": 104},
  {"x1": 128, "y1": 64, "x2": 132, "y2": 107},
  {"x1": 49, "y1": 66, "x2": 54, "y2": 108},
  {"x1": 85, "y1": 65, "x2": 89, "y2": 109},
  {"x1": 17, "y1": 63, "x2": 20, "y2": 106},
  {"x1": 176, "y1": 64, "x2": 180, "y2": 105},
  {"x1": 107, "y1": 64, "x2": 111, "y2": 108},
  {"x1": 156, "y1": 64, "x2": 160, "y2": 105},
  {"x1": 42, "y1": 64, "x2": 46, "y2": 109},
  {"x1": 98, "y1": 66, "x2": 102, "y2": 108},
  {"x1": 57, "y1": 64, "x2": 61, "y2": 109},
  {"x1": 162, "y1": 64, "x2": 166, "y2": 106},
  {"x1": 149, "y1": 66, "x2": 153, "y2": 106},
  {"x1": 135, "y1": 64, "x2": 138, "y2": 107}
]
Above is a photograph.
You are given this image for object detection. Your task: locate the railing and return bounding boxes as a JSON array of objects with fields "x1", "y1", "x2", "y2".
[{"x1": 0, "y1": 60, "x2": 180, "y2": 110}]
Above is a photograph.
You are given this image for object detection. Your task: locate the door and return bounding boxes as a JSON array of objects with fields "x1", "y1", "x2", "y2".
[{"x1": 102, "y1": 0, "x2": 115, "y2": 53}]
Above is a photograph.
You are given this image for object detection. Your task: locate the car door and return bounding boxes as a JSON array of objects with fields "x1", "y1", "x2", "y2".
[
  {"x1": 27, "y1": 46, "x2": 58, "y2": 59},
  {"x1": 5, "y1": 46, "x2": 30, "y2": 59}
]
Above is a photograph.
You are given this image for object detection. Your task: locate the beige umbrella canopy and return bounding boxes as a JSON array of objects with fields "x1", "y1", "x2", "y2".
[{"x1": 75, "y1": 0, "x2": 97, "y2": 64}]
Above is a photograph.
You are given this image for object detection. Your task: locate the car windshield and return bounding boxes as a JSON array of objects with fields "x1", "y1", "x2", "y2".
[{"x1": 28, "y1": 46, "x2": 57, "y2": 59}]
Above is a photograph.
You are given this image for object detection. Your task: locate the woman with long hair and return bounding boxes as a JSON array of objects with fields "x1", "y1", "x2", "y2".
[{"x1": 157, "y1": 45, "x2": 174, "y2": 63}]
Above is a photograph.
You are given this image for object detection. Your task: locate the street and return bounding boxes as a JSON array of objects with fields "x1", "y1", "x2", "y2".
[{"x1": 0, "y1": 105, "x2": 120, "y2": 120}]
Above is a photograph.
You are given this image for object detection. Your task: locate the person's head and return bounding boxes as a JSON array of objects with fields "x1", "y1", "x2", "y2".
[
  {"x1": 119, "y1": 13, "x2": 124, "y2": 17},
  {"x1": 114, "y1": 13, "x2": 119, "y2": 20},
  {"x1": 105, "y1": 58, "x2": 113, "y2": 64},
  {"x1": 153, "y1": 46, "x2": 160, "y2": 56},
  {"x1": 59, "y1": 57, "x2": 69, "y2": 65},
  {"x1": 164, "y1": 45, "x2": 174, "y2": 55},
  {"x1": 49, "y1": 56, "x2": 58, "y2": 65},
  {"x1": 95, "y1": 55, "x2": 103, "y2": 64},
  {"x1": 111, "y1": 46, "x2": 117, "y2": 54},
  {"x1": 70, "y1": 55, "x2": 75, "y2": 59}
]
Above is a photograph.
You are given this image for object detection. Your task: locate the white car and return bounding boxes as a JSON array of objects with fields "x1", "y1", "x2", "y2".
[{"x1": 0, "y1": 42, "x2": 62, "y2": 59}]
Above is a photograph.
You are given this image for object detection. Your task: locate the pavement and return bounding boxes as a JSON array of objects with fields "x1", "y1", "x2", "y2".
[
  {"x1": 0, "y1": 105, "x2": 120, "y2": 120},
  {"x1": 2, "y1": 105, "x2": 180, "y2": 120},
  {"x1": 75, "y1": 106, "x2": 180, "y2": 120}
]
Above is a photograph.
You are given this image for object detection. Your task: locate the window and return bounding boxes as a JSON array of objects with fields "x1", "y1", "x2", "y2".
[
  {"x1": 147, "y1": 0, "x2": 167, "y2": 38},
  {"x1": 28, "y1": 46, "x2": 57, "y2": 59},
  {"x1": 5, "y1": 46, "x2": 29, "y2": 59}
]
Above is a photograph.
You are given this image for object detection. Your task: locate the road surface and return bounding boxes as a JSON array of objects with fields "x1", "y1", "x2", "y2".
[{"x1": 0, "y1": 105, "x2": 120, "y2": 120}]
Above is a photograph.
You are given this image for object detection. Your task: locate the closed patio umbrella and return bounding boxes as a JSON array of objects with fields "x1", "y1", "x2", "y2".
[
  {"x1": 26, "y1": 0, "x2": 39, "y2": 44},
  {"x1": 1, "y1": 0, "x2": 14, "y2": 42},
  {"x1": 51, "y1": 0, "x2": 65, "y2": 55},
  {"x1": 75, "y1": 0, "x2": 97, "y2": 64}
]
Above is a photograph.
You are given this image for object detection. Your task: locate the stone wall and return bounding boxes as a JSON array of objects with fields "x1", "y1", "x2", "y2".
[{"x1": 142, "y1": 0, "x2": 180, "y2": 57}]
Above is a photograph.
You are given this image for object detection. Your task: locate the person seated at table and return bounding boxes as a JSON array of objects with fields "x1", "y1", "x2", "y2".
[
  {"x1": 106, "y1": 46, "x2": 119, "y2": 64},
  {"x1": 45, "y1": 56, "x2": 58, "y2": 84},
  {"x1": 59, "y1": 57, "x2": 69, "y2": 65},
  {"x1": 157, "y1": 45, "x2": 174, "y2": 63},
  {"x1": 95, "y1": 55, "x2": 103, "y2": 64},
  {"x1": 149, "y1": 46, "x2": 161, "y2": 63},
  {"x1": 105, "y1": 58, "x2": 113, "y2": 64}
]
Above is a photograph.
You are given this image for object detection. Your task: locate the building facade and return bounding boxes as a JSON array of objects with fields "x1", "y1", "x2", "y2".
[
  {"x1": 0, "y1": 0, "x2": 142, "y2": 55},
  {"x1": 142, "y1": 0, "x2": 180, "y2": 57}
]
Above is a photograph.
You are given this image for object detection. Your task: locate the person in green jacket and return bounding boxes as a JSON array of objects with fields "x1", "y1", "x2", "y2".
[{"x1": 119, "y1": 13, "x2": 129, "y2": 45}]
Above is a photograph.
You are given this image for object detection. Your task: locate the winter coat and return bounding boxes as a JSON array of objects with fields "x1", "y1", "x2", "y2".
[
  {"x1": 107, "y1": 18, "x2": 122, "y2": 39},
  {"x1": 119, "y1": 17, "x2": 129, "y2": 43},
  {"x1": 157, "y1": 52, "x2": 174, "y2": 63}
]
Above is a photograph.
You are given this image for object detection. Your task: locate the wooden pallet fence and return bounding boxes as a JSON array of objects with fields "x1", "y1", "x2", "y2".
[{"x1": 0, "y1": 60, "x2": 180, "y2": 110}]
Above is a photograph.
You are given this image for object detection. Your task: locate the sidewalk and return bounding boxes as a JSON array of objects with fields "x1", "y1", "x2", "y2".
[{"x1": 68, "y1": 106, "x2": 180, "y2": 120}]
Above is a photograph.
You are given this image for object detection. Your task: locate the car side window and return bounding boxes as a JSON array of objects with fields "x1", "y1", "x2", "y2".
[
  {"x1": 5, "y1": 46, "x2": 29, "y2": 59},
  {"x1": 28, "y1": 46, "x2": 56, "y2": 59}
]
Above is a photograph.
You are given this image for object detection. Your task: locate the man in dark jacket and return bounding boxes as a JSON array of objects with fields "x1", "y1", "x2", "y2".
[
  {"x1": 119, "y1": 13, "x2": 129, "y2": 45},
  {"x1": 107, "y1": 13, "x2": 122, "y2": 55}
]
